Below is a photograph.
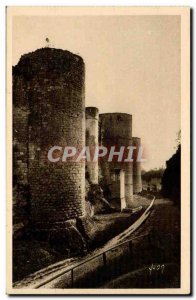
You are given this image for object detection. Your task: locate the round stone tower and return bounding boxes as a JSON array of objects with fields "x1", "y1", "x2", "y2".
[
  {"x1": 99, "y1": 113, "x2": 133, "y2": 207},
  {"x1": 85, "y1": 107, "x2": 99, "y2": 184},
  {"x1": 132, "y1": 137, "x2": 142, "y2": 193},
  {"x1": 13, "y1": 48, "x2": 85, "y2": 229}
]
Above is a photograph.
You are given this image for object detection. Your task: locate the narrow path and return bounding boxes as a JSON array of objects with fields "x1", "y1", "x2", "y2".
[{"x1": 103, "y1": 199, "x2": 180, "y2": 288}]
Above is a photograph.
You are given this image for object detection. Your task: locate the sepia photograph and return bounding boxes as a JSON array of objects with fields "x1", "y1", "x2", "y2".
[{"x1": 6, "y1": 6, "x2": 190, "y2": 295}]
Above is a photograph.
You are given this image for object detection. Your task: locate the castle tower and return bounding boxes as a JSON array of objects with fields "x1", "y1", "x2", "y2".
[
  {"x1": 13, "y1": 48, "x2": 85, "y2": 229},
  {"x1": 99, "y1": 113, "x2": 133, "y2": 208},
  {"x1": 132, "y1": 137, "x2": 142, "y2": 193},
  {"x1": 85, "y1": 107, "x2": 99, "y2": 184}
]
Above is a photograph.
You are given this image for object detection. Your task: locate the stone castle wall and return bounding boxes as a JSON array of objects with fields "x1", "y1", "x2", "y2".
[
  {"x1": 13, "y1": 48, "x2": 85, "y2": 229},
  {"x1": 132, "y1": 137, "x2": 143, "y2": 193},
  {"x1": 99, "y1": 113, "x2": 133, "y2": 207},
  {"x1": 85, "y1": 107, "x2": 99, "y2": 184},
  {"x1": 13, "y1": 48, "x2": 143, "y2": 226}
]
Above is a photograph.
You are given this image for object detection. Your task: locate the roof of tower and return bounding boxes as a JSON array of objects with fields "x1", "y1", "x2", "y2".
[{"x1": 13, "y1": 47, "x2": 84, "y2": 75}]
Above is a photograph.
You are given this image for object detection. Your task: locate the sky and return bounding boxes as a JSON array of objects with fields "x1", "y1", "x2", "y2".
[{"x1": 12, "y1": 15, "x2": 181, "y2": 170}]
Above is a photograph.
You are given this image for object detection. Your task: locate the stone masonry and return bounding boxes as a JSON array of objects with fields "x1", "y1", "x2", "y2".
[
  {"x1": 99, "y1": 113, "x2": 133, "y2": 207},
  {"x1": 85, "y1": 107, "x2": 99, "y2": 184},
  {"x1": 13, "y1": 48, "x2": 143, "y2": 228},
  {"x1": 13, "y1": 48, "x2": 85, "y2": 229}
]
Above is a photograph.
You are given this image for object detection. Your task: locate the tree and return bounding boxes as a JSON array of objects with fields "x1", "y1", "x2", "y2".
[
  {"x1": 162, "y1": 139, "x2": 181, "y2": 206},
  {"x1": 142, "y1": 168, "x2": 165, "y2": 182}
]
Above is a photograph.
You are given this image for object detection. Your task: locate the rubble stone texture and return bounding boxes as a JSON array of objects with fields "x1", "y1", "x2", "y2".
[
  {"x1": 13, "y1": 48, "x2": 143, "y2": 228},
  {"x1": 13, "y1": 48, "x2": 85, "y2": 229}
]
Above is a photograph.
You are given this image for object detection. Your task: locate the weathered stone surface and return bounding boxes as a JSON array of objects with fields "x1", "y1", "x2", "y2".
[
  {"x1": 49, "y1": 225, "x2": 86, "y2": 255},
  {"x1": 85, "y1": 107, "x2": 99, "y2": 184},
  {"x1": 13, "y1": 48, "x2": 85, "y2": 228},
  {"x1": 67, "y1": 225, "x2": 87, "y2": 254},
  {"x1": 76, "y1": 215, "x2": 100, "y2": 245},
  {"x1": 99, "y1": 113, "x2": 133, "y2": 207}
]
